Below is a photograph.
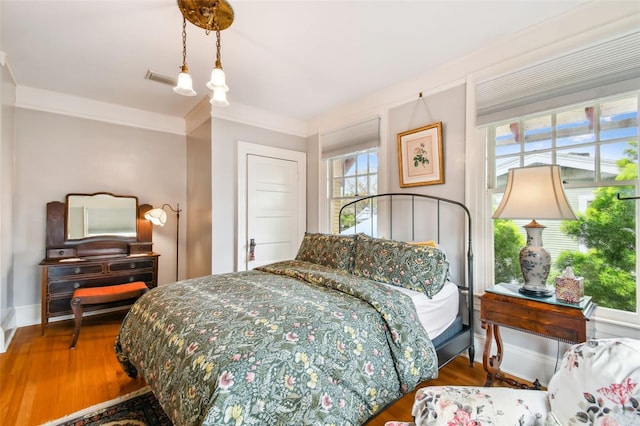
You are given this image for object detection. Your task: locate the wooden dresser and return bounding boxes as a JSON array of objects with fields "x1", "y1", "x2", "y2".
[
  {"x1": 40, "y1": 254, "x2": 158, "y2": 335},
  {"x1": 40, "y1": 193, "x2": 159, "y2": 335}
]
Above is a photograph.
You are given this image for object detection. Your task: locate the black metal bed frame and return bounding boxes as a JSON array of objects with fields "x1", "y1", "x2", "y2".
[{"x1": 339, "y1": 193, "x2": 475, "y2": 368}]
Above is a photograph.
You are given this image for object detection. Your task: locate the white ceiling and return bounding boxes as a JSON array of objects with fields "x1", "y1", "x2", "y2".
[{"x1": 1, "y1": 1, "x2": 590, "y2": 123}]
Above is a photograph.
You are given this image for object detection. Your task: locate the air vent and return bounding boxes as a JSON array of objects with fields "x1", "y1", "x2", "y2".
[{"x1": 144, "y1": 70, "x2": 177, "y2": 87}]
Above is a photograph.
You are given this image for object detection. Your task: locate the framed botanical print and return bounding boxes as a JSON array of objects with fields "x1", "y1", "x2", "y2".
[{"x1": 397, "y1": 122, "x2": 444, "y2": 187}]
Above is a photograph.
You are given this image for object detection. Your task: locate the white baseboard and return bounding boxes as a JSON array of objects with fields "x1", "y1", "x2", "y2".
[
  {"x1": 471, "y1": 332, "x2": 567, "y2": 387},
  {"x1": 0, "y1": 307, "x2": 17, "y2": 353},
  {"x1": 15, "y1": 303, "x2": 41, "y2": 328}
]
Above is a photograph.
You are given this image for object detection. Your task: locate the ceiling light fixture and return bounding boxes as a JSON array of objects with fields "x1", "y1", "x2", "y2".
[
  {"x1": 175, "y1": 0, "x2": 234, "y2": 106},
  {"x1": 174, "y1": 16, "x2": 197, "y2": 96}
]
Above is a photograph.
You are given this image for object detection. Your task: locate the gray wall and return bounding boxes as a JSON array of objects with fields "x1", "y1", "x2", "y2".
[
  {"x1": 387, "y1": 84, "x2": 467, "y2": 201},
  {"x1": 186, "y1": 117, "x2": 212, "y2": 279},
  {"x1": 13, "y1": 110, "x2": 185, "y2": 322},
  {"x1": 211, "y1": 117, "x2": 306, "y2": 273}
]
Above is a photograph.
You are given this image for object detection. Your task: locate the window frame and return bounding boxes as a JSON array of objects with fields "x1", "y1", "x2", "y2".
[
  {"x1": 482, "y1": 91, "x2": 640, "y2": 326},
  {"x1": 325, "y1": 148, "x2": 379, "y2": 234}
]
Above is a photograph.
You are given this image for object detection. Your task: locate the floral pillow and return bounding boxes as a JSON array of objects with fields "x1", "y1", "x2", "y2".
[
  {"x1": 546, "y1": 338, "x2": 640, "y2": 426},
  {"x1": 352, "y1": 234, "x2": 449, "y2": 298},
  {"x1": 294, "y1": 232, "x2": 356, "y2": 272}
]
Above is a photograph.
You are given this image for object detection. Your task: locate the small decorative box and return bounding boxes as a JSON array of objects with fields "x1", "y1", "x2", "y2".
[{"x1": 555, "y1": 267, "x2": 584, "y2": 303}]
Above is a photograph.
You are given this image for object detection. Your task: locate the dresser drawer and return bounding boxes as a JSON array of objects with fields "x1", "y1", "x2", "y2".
[
  {"x1": 49, "y1": 272, "x2": 155, "y2": 296},
  {"x1": 47, "y1": 248, "x2": 77, "y2": 259},
  {"x1": 109, "y1": 258, "x2": 156, "y2": 272},
  {"x1": 41, "y1": 253, "x2": 158, "y2": 334},
  {"x1": 47, "y1": 264, "x2": 104, "y2": 278}
]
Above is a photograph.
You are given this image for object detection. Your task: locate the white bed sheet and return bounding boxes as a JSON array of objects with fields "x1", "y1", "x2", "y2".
[{"x1": 381, "y1": 281, "x2": 459, "y2": 340}]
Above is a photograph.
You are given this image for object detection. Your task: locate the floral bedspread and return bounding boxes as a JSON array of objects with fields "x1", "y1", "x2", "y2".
[{"x1": 115, "y1": 260, "x2": 438, "y2": 426}]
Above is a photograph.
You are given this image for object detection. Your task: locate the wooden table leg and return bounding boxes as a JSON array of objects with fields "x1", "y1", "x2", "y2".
[
  {"x1": 482, "y1": 321, "x2": 540, "y2": 389},
  {"x1": 482, "y1": 322, "x2": 503, "y2": 386}
]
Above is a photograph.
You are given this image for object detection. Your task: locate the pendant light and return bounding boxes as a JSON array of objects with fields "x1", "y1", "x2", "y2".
[
  {"x1": 173, "y1": 16, "x2": 197, "y2": 96},
  {"x1": 175, "y1": 0, "x2": 234, "y2": 106},
  {"x1": 207, "y1": 30, "x2": 229, "y2": 106}
]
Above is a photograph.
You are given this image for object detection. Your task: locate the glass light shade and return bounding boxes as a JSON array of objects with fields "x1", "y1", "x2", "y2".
[
  {"x1": 173, "y1": 72, "x2": 197, "y2": 96},
  {"x1": 206, "y1": 67, "x2": 229, "y2": 92},
  {"x1": 144, "y1": 208, "x2": 167, "y2": 226},
  {"x1": 210, "y1": 88, "x2": 230, "y2": 107},
  {"x1": 492, "y1": 165, "x2": 577, "y2": 221}
]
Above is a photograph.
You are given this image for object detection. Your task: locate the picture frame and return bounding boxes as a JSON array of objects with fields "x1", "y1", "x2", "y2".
[{"x1": 397, "y1": 122, "x2": 444, "y2": 187}]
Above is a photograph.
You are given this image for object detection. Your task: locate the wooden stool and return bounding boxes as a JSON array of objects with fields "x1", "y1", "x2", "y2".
[{"x1": 69, "y1": 281, "x2": 149, "y2": 349}]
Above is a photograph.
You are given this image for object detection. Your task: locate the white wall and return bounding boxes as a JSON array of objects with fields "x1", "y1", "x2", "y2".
[
  {"x1": 0, "y1": 53, "x2": 17, "y2": 352},
  {"x1": 211, "y1": 117, "x2": 306, "y2": 273},
  {"x1": 13, "y1": 109, "x2": 185, "y2": 326}
]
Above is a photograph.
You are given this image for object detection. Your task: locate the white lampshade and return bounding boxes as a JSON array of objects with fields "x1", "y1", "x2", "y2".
[
  {"x1": 210, "y1": 88, "x2": 230, "y2": 107},
  {"x1": 173, "y1": 71, "x2": 197, "y2": 96},
  {"x1": 492, "y1": 165, "x2": 577, "y2": 297},
  {"x1": 206, "y1": 67, "x2": 228, "y2": 91},
  {"x1": 144, "y1": 208, "x2": 167, "y2": 226},
  {"x1": 492, "y1": 165, "x2": 577, "y2": 221}
]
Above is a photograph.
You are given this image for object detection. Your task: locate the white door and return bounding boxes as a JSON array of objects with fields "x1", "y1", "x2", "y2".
[{"x1": 237, "y1": 142, "x2": 306, "y2": 271}]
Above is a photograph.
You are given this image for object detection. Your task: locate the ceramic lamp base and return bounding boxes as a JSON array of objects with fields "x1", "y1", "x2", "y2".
[
  {"x1": 519, "y1": 220, "x2": 551, "y2": 288},
  {"x1": 519, "y1": 286, "x2": 553, "y2": 298}
]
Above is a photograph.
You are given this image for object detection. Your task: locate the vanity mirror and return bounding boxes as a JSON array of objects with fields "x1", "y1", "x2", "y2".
[
  {"x1": 66, "y1": 193, "x2": 138, "y2": 240},
  {"x1": 43, "y1": 192, "x2": 154, "y2": 259}
]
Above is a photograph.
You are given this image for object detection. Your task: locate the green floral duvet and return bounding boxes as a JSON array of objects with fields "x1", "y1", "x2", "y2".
[{"x1": 115, "y1": 260, "x2": 438, "y2": 425}]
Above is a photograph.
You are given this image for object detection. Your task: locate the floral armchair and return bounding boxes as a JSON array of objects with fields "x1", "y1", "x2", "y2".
[{"x1": 386, "y1": 338, "x2": 640, "y2": 426}]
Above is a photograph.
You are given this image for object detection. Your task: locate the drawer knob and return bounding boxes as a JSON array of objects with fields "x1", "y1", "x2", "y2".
[
  {"x1": 73, "y1": 282, "x2": 80, "y2": 289},
  {"x1": 129, "y1": 277, "x2": 135, "y2": 282},
  {"x1": 58, "y1": 250, "x2": 65, "y2": 256},
  {"x1": 74, "y1": 267, "x2": 81, "y2": 274},
  {"x1": 129, "y1": 263, "x2": 136, "y2": 269}
]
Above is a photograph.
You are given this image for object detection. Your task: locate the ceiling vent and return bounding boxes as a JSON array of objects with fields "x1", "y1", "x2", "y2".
[{"x1": 145, "y1": 70, "x2": 177, "y2": 87}]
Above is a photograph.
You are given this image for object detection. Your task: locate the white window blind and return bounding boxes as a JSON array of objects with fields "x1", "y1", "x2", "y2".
[
  {"x1": 477, "y1": 31, "x2": 640, "y2": 125},
  {"x1": 321, "y1": 117, "x2": 380, "y2": 159}
]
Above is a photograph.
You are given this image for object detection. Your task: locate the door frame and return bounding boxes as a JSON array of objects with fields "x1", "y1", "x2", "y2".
[{"x1": 237, "y1": 141, "x2": 306, "y2": 271}]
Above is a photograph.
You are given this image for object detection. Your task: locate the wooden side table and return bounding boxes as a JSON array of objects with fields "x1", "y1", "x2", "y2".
[{"x1": 481, "y1": 283, "x2": 596, "y2": 389}]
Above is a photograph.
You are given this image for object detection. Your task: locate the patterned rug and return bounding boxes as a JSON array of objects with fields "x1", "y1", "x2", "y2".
[{"x1": 41, "y1": 387, "x2": 172, "y2": 426}]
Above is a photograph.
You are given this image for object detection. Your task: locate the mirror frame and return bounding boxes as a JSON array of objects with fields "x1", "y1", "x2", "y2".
[{"x1": 65, "y1": 192, "x2": 139, "y2": 242}]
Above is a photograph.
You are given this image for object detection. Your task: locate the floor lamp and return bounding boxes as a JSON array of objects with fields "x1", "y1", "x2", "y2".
[{"x1": 145, "y1": 203, "x2": 182, "y2": 282}]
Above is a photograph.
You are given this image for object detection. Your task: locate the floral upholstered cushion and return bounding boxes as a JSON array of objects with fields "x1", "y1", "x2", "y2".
[
  {"x1": 353, "y1": 234, "x2": 449, "y2": 298},
  {"x1": 546, "y1": 338, "x2": 640, "y2": 426},
  {"x1": 295, "y1": 232, "x2": 356, "y2": 271},
  {"x1": 412, "y1": 386, "x2": 550, "y2": 425}
]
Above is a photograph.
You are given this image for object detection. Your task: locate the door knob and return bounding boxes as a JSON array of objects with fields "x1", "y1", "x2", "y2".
[{"x1": 249, "y1": 238, "x2": 256, "y2": 261}]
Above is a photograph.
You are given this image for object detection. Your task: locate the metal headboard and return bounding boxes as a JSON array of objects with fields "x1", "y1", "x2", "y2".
[{"x1": 339, "y1": 192, "x2": 475, "y2": 367}]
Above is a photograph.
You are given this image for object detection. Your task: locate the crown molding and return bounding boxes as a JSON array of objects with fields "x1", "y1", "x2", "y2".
[
  {"x1": 15, "y1": 86, "x2": 186, "y2": 135},
  {"x1": 211, "y1": 100, "x2": 307, "y2": 137},
  {"x1": 16, "y1": 85, "x2": 308, "y2": 138}
]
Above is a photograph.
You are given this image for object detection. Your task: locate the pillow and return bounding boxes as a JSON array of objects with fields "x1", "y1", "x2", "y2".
[
  {"x1": 295, "y1": 232, "x2": 356, "y2": 272},
  {"x1": 409, "y1": 240, "x2": 438, "y2": 248},
  {"x1": 546, "y1": 338, "x2": 640, "y2": 426},
  {"x1": 352, "y1": 234, "x2": 449, "y2": 298}
]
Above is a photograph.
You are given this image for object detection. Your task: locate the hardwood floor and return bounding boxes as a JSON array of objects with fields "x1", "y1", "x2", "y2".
[{"x1": 0, "y1": 311, "x2": 502, "y2": 426}]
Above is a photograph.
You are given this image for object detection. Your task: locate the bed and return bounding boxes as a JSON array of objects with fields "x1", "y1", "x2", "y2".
[
  {"x1": 114, "y1": 193, "x2": 474, "y2": 425},
  {"x1": 338, "y1": 193, "x2": 475, "y2": 370}
]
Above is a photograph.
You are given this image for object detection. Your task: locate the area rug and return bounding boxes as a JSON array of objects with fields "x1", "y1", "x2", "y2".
[{"x1": 40, "y1": 386, "x2": 172, "y2": 426}]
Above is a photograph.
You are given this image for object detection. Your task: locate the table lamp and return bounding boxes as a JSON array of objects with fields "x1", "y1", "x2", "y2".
[{"x1": 492, "y1": 165, "x2": 577, "y2": 297}]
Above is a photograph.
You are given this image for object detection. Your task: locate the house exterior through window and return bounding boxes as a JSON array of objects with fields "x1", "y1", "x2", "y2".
[
  {"x1": 487, "y1": 92, "x2": 639, "y2": 319},
  {"x1": 327, "y1": 149, "x2": 378, "y2": 235}
]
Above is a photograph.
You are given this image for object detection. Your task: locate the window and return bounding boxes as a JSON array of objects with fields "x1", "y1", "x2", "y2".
[
  {"x1": 327, "y1": 149, "x2": 378, "y2": 234},
  {"x1": 488, "y1": 93, "x2": 639, "y2": 318}
]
